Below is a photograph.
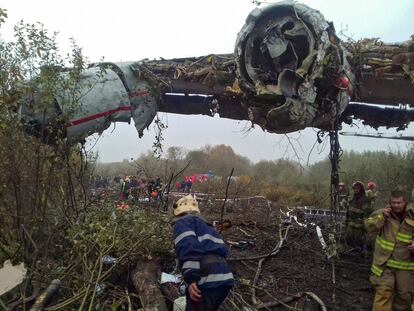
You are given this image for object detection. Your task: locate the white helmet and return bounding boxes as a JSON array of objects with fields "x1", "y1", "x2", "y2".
[{"x1": 173, "y1": 195, "x2": 200, "y2": 216}]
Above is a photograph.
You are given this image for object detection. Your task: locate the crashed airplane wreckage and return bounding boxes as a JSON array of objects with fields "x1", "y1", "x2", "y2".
[{"x1": 19, "y1": 1, "x2": 414, "y2": 142}]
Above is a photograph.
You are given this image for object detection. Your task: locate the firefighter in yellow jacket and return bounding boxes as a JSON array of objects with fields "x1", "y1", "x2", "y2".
[{"x1": 365, "y1": 190, "x2": 414, "y2": 311}]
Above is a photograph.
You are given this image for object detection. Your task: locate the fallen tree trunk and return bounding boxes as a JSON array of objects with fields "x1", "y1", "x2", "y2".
[{"x1": 131, "y1": 258, "x2": 168, "y2": 311}]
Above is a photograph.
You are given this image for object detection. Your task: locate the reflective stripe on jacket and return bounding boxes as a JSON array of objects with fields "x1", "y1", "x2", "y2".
[
  {"x1": 173, "y1": 214, "x2": 234, "y2": 289},
  {"x1": 347, "y1": 196, "x2": 372, "y2": 229},
  {"x1": 365, "y1": 206, "x2": 414, "y2": 276}
]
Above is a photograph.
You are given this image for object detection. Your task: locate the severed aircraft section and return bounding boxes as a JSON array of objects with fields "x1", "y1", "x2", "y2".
[{"x1": 18, "y1": 1, "x2": 414, "y2": 143}]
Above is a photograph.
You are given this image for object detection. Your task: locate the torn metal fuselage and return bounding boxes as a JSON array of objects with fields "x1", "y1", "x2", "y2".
[
  {"x1": 155, "y1": 2, "x2": 355, "y2": 133},
  {"x1": 234, "y1": 1, "x2": 354, "y2": 133},
  {"x1": 19, "y1": 62, "x2": 158, "y2": 143},
  {"x1": 150, "y1": 4, "x2": 414, "y2": 133},
  {"x1": 18, "y1": 2, "x2": 414, "y2": 143}
]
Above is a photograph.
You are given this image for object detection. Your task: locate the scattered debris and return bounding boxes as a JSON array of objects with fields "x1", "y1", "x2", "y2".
[
  {"x1": 102, "y1": 255, "x2": 117, "y2": 266},
  {"x1": 173, "y1": 296, "x2": 186, "y2": 311},
  {"x1": 227, "y1": 240, "x2": 253, "y2": 250},
  {"x1": 29, "y1": 279, "x2": 61, "y2": 311},
  {"x1": 160, "y1": 273, "x2": 181, "y2": 285},
  {"x1": 94, "y1": 284, "x2": 106, "y2": 296},
  {"x1": 0, "y1": 260, "x2": 27, "y2": 296}
]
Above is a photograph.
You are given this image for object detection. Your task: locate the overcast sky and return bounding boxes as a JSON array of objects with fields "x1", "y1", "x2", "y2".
[{"x1": 2, "y1": 0, "x2": 414, "y2": 164}]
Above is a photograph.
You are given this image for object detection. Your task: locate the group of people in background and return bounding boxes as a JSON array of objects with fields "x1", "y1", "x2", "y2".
[
  {"x1": 91, "y1": 175, "x2": 110, "y2": 189},
  {"x1": 90, "y1": 174, "x2": 164, "y2": 201},
  {"x1": 338, "y1": 180, "x2": 377, "y2": 212},
  {"x1": 175, "y1": 179, "x2": 193, "y2": 193},
  {"x1": 146, "y1": 177, "x2": 163, "y2": 200},
  {"x1": 92, "y1": 171, "x2": 215, "y2": 201}
]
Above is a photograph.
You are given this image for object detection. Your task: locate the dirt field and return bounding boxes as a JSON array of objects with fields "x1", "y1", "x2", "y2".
[
  {"x1": 82, "y1": 189, "x2": 375, "y2": 310},
  {"x1": 182, "y1": 193, "x2": 374, "y2": 310}
]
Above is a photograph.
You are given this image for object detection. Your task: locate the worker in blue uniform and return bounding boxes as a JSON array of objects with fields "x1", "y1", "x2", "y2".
[{"x1": 172, "y1": 195, "x2": 234, "y2": 310}]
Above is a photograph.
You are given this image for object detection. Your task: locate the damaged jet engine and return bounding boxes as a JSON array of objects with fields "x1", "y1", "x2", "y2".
[{"x1": 18, "y1": 1, "x2": 414, "y2": 142}]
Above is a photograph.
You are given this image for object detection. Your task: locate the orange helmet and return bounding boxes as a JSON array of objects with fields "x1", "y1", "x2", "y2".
[{"x1": 151, "y1": 191, "x2": 158, "y2": 199}]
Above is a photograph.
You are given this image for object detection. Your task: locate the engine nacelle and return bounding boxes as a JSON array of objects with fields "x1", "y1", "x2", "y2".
[{"x1": 234, "y1": 1, "x2": 354, "y2": 132}]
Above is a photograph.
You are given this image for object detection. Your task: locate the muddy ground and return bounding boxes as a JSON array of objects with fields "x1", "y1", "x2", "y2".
[
  {"x1": 89, "y1": 189, "x2": 374, "y2": 310},
  {"x1": 179, "y1": 193, "x2": 374, "y2": 310}
]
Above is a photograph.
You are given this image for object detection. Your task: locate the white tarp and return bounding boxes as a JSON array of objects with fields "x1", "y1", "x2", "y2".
[
  {"x1": 0, "y1": 260, "x2": 27, "y2": 296},
  {"x1": 160, "y1": 272, "x2": 181, "y2": 284}
]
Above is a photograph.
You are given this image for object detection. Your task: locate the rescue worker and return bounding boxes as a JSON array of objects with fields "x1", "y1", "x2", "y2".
[
  {"x1": 181, "y1": 180, "x2": 187, "y2": 192},
  {"x1": 175, "y1": 181, "x2": 181, "y2": 192},
  {"x1": 155, "y1": 176, "x2": 163, "y2": 199},
  {"x1": 338, "y1": 182, "x2": 349, "y2": 211},
  {"x1": 186, "y1": 179, "x2": 193, "y2": 194},
  {"x1": 119, "y1": 178, "x2": 125, "y2": 200},
  {"x1": 365, "y1": 190, "x2": 414, "y2": 311},
  {"x1": 346, "y1": 181, "x2": 373, "y2": 253},
  {"x1": 366, "y1": 181, "x2": 378, "y2": 210},
  {"x1": 122, "y1": 177, "x2": 131, "y2": 200},
  {"x1": 172, "y1": 195, "x2": 234, "y2": 310},
  {"x1": 138, "y1": 178, "x2": 147, "y2": 197},
  {"x1": 147, "y1": 179, "x2": 155, "y2": 200}
]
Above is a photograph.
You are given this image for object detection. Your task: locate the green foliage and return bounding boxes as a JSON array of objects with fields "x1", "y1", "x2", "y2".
[
  {"x1": 51, "y1": 207, "x2": 173, "y2": 309},
  {"x1": 253, "y1": 159, "x2": 302, "y2": 184},
  {"x1": 97, "y1": 144, "x2": 252, "y2": 181},
  {"x1": 0, "y1": 9, "x2": 6, "y2": 30},
  {"x1": 68, "y1": 207, "x2": 172, "y2": 262},
  {"x1": 186, "y1": 144, "x2": 251, "y2": 177},
  {"x1": 0, "y1": 10, "x2": 94, "y2": 301},
  {"x1": 0, "y1": 14, "x2": 175, "y2": 309},
  {"x1": 152, "y1": 115, "x2": 168, "y2": 159}
]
